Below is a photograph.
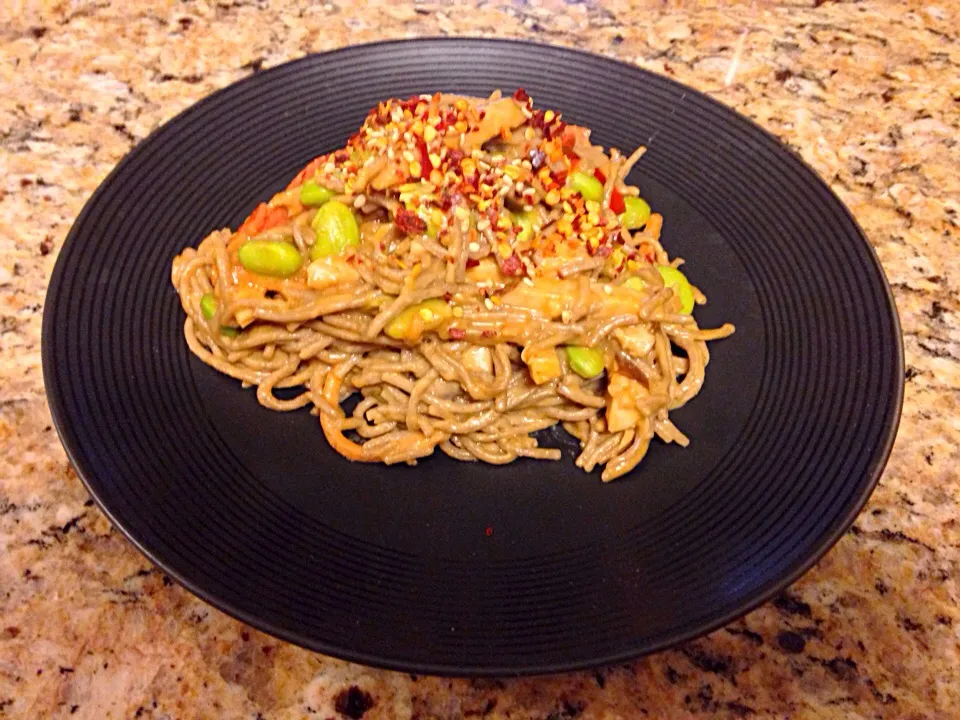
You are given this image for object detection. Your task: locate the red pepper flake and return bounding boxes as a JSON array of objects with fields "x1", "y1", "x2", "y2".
[
  {"x1": 530, "y1": 109, "x2": 546, "y2": 131},
  {"x1": 596, "y1": 245, "x2": 613, "y2": 258},
  {"x1": 484, "y1": 526, "x2": 493, "y2": 537},
  {"x1": 395, "y1": 208, "x2": 427, "y2": 235},
  {"x1": 594, "y1": 169, "x2": 625, "y2": 213},
  {"x1": 333, "y1": 150, "x2": 349, "y2": 163},
  {"x1": 610, "y1": 189, "x2": 625, "y2": 214},
  {"x1": 513, "y1": 88, "x2": 530, "y2": 103},
  {"x1": 447, "y1": 149, "x2": 464, "y2": 166},
  {"x1": 416, "y1": 136, "x2": 432, "y2": 171},
  {"x1": 466, "y1": 257, "x2": 480, "y2": 268},
  {"x1": 481, "y1": 330, "x2": 494, "y2": 338},
  {"x1": 500, "y1": 253, "x2": 523, "y2": 276},
  {"x1": 449, "y1": 327, "x2": 466, "y2": 340}
]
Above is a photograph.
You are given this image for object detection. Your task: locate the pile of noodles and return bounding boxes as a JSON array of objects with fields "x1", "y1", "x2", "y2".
[{"x1": 172, "y1": 91, "x2": 734, "y2": 481}]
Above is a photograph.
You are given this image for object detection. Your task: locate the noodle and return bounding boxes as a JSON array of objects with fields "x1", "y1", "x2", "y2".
[{"x1": 172, "y1": 90, "x2": 734, "y2": 482}]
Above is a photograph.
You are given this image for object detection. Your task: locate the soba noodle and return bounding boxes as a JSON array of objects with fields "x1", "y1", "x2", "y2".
[{"x1": 171, "y1": 91, "x2": 734, "y2": 481}]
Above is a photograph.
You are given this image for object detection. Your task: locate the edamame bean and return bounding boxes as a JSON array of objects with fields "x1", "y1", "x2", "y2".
[
  {"x1": 385, "y1": 299, "x2": 452, "y2": 341},
  {"x1": 620, "y1": 196, "x2": 651, "y2": 229},
  {"x1": 311, "y1": 200, "x2": 360, "y2": 259},
  {"x1": 220, "y1": 326, "x2": 240, "y2": 338},
  {"x1": 568, "y1": 171, "x2": 604, "y2": 202},
  {"x1": 200, "y1": 293, "x2": 217, "y2": 320},
  {"x1": 238, "y1": 240, "x2": 303, "y2": 277},
  {"x1": 299, "y1": 180, "x2": 335, "y2": 207},
  {"x1": 658, "y1": 265, "x2": 695, "y2": 314},
  {"x1": 513, "y1": 210, "x2": 535, "y2": 243},
  {"x1": 565, "y1": 345, "x2": 605, "y2": 379}
]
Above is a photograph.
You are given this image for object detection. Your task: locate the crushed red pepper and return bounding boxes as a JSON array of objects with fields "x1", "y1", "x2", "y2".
[{"x1": 264, "y1": 90, "x2": 655, "y2": 282}]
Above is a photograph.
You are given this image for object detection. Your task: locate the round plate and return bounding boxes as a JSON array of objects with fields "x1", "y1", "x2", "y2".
[{"x1": 42, "y1": 38, "x2": 903, "y2": 675}]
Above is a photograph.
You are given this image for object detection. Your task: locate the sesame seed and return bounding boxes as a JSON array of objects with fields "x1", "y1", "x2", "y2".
[
  {"x1": 603, "y1": 284, "x2": 613, "y2": 295},
  {"x1": 484, "y1": 298, "x2": 494, "y2": 310},
  {"x1": 468, "y1": 241, "x2": 481, "y2": 252},
  {"x1": 353, "y1": 194, "x2": 366, "y2": 208},
  {"x1": 523, "y1": 277, "x2": 535, "y2": 286}
]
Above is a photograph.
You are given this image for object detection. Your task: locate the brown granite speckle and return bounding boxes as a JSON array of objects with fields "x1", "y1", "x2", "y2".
[{"x1": 2, "y1": 1, "x2": 959, "y2": 718}]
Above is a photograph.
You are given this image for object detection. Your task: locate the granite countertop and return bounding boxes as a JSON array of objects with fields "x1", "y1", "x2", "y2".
[{"x1": 1, "y1": 0, "x2": 958, "y2": 717}]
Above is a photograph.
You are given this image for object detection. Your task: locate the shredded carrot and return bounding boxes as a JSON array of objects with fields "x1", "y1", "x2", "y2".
[
  {"x1": 287, "y1": 155, "x2": 327, "y2": 190},
  {"x1": 236, "y1": 203, "x2": 289, "y2": 238}
]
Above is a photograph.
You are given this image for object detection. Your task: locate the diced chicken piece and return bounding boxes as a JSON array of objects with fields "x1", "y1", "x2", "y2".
[
  {"x1": 522, "y1": 346, "x2": 562, "y2": 385},
  {"x1": 614, "y1": 324, "x2": 656, "y2": 358},
  {"x1": 462, "y1": 98, "x2": 527, "y2": 152},
  {"x1": 606, "y1": 373, "x2": 646, "y2": 432},
  {"x1": 464, "y1": 257, "x2": 504, "y2": 285},
  {"x1": 307, "y1": 256, "x2": 361, "y2": 291},
  {"x1": 461, "y1": 345, "x2": 493, "y2": 376},
  {"x1": 502, "y1": 277, "x2": 575, "y2": 319},
  {"x1": 234, "y1": 308, "x2": 255, "y2": 327}
]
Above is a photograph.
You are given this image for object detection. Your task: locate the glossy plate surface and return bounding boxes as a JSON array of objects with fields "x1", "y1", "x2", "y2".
[{"x1": 43, "y1": 39, "x2": 902, "y2": 675}]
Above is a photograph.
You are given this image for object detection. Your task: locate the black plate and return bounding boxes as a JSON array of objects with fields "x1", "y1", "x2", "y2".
[{"x1": 42, "y1": 39, "x2": 903, "y2": 675}]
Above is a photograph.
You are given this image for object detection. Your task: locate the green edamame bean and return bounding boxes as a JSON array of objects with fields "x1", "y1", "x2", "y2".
[
  {"x1": 565, "y1": 345, "x2": 605, "y2": 379},
  {"x1": 200, "y1": 293, "x2": 217, "y2": 320},
  {"x1": 568, "y1": 171, "x2": 604, "y2": 202},
  {"x1": 299, "y1": 180, "x2": 335, "y2": 207},
  {"x1": 658, "y1": 265, "x2": 695, "y2": 314},
  {"x1": 220, "y1": 326, "x2": 240, "y2": 338},
  {"x1": 311, "y1": 200, "x2": 360, "y2": 259},
  {"x1": 620, "y1": 196, "x2": 651, "y2": 229},
  {"x1": 238, "y1": 240, "x2": 303, "y2": 277},
  {"x1": 513, "y1": 210, "x2": 536, "y2": 243}
]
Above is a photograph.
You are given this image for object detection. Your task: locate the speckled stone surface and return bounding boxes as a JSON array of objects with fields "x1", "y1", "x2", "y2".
[{"x1": 1, "y1": 1, "x2": 958, "y2": 718}]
